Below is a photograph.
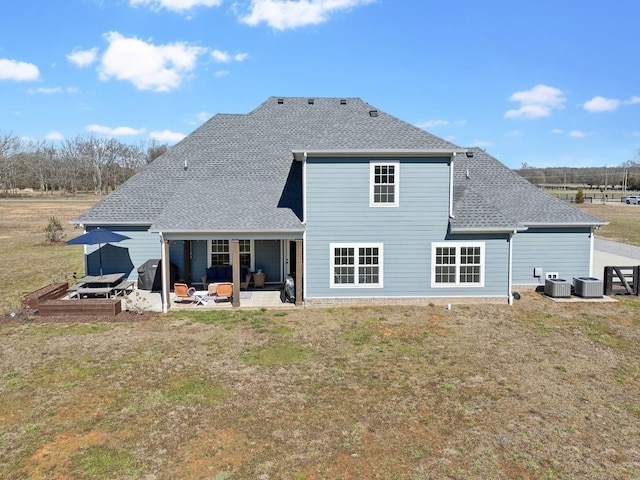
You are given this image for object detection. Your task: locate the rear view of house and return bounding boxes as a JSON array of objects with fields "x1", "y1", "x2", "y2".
[{"x1": 72, "y1": 97, "x2": 605, "y2": 310}]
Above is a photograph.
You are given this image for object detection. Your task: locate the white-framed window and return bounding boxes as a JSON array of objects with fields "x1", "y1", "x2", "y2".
[
  {"x1": 370, "y1": 161, "x2": 399, "y2": 207},
  {"x1": 431, "y1": 242, "x2": 485, "y2": 287},
  {"x1": 330, "y1": 243, "x2": 383, "y2": 288},
  {"x1": 209, "y1": 239, "x2": 252, "y2": 267}
]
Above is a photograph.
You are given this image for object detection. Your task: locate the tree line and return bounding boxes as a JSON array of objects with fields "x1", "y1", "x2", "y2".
[
  {"x1": 515, "y1": 152, "x2": 640, "y2": 191},
  {"x1": 0, "y1": 130, "x2": 168, "y2": 196}
]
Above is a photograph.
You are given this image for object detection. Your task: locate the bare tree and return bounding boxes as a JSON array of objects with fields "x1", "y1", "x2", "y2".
[{"x1": 0, "y1": 131, "x2": 24, "y2": 195}]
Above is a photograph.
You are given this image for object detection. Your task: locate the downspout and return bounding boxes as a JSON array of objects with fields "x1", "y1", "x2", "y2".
[
  {"x1": 508, "y1": 230, "x2": 516, "y2": 305},
  {"x1": 449, "y1": 152, "x2": 455, "y2": 219},
  {"x1": 159, "y1": 233, "x2": 170, "y2": 313},
  {"x1": 589, "y1": 226, "x2": 595, "y2": 277}
]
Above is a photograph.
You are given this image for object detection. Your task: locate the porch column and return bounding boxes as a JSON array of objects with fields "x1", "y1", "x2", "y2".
[
  {"x1": 160, "y1": 235, "x2": 171, "y2": 313},
  {"x1": 295, "y1": 239, "x2": 303, "y2": 306},
  {"x1": 231, "y1": 239, "x2": 240, "y2": 307}
]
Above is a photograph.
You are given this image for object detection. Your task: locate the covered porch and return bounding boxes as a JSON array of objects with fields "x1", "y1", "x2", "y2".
[{"x1": 158, "y1": 236, "x2": 304, "y2": 312}]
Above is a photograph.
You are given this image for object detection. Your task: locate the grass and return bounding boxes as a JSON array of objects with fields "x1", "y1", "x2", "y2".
[
  {"x1": 575, "y1": 202, "x2": 640, "y2": 246},
  {"x1": 0, "y1": 195, "x2": 100, "y2": 313},
  {"x1": 2, "y1": 196, "x2": 640, "y2": 478}
]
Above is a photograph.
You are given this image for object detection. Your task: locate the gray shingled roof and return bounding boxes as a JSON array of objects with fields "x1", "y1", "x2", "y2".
[
  {"x1": 451, "y1": 148, "x2": 606, "y2": 232},
  {"x1": 74, "y1": 97, "x2": 605, "y2": 233}
]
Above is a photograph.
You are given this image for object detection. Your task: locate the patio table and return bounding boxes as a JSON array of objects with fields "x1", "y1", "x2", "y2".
[
  {"x1": 77, "y1": 273, "x2": 125, "y2": 287},
  {"x1": 193, "y1": 291, "x2": 210, "y2": 306}
]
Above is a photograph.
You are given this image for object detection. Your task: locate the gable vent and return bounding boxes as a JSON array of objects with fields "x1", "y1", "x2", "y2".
[
  {"x1": 277, "y1": 98, "x2": 284, "y2": 104},
  {"x1": 308, "y1": 98, "x2": 315, "y2": 105},
  {"x1": 369, "y1": 110, "x2": 378, "y2": 117}
]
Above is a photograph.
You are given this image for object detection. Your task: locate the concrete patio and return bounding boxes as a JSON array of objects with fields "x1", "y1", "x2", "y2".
[{"x1": 127, "y1": 288, "x2": 296, "y2": 312}]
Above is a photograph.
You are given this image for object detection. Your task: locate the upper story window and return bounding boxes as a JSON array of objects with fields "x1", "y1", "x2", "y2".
[
  {"x1": 370, "y1": 162, "x2": 399, "y2": 207},
  {"x1": 431, "y1": 242, "x2": 485, "y2": 288}
]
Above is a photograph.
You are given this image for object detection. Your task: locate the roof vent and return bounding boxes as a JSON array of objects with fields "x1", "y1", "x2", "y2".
[
  {"x1": 369, "y1": 110, "x2": 378, "y2": 117},
  {"x1": 308, "y1": 98, "x2": 315, "y2": 105},
  {"x1": 340, "y1": 99, "x2": 347, "y2": 105},
  {"x1": 277, "y1": 98, "x2": 284, "y2": 104},
  {"x1": 465, "y1": 151, "x2": 474, "y2": 158}
]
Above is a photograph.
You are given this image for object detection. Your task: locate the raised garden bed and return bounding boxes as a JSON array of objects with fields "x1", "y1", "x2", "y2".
[
  {"x1": 22, "y1": 282, "x2": 68, "y2": 310},
  {"x1": 38, "y1": 298, "x2": 122, "y2": 317}
]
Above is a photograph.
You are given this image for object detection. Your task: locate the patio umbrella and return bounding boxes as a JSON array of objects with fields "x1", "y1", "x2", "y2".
[{"x1": 66, "y1": 228, "x2": 131, "y2": 276}]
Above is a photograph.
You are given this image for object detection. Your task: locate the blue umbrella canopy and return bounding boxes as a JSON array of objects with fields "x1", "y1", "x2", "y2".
[
  {"x1": 66, "y1": 228, "x2": 131, "y2": 246},
  {"x1": 67, "y1": 228, "x2": 131, "y2": 276}
]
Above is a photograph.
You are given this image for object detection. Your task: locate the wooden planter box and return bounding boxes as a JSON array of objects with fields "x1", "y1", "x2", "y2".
[
  {"x1": 38, "y1": 298, "x2": 122, "y2": 317},
  {"x1": 23, "y1": 282, "x2": 69, "y2": 310}
]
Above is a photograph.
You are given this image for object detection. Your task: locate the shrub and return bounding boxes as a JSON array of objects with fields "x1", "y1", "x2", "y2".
[
  {"x1": 44, "y1": 216, "x2": 65, "y2": 243},
  {"x1": 575, "y1": 188, "x2": 585, "y2": 204}
]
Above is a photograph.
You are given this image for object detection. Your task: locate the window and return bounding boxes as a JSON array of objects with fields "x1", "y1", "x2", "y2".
[
  {"x1": 331, "y1": 243, "x2": 383, "y2": 288},
  {"x1": 432, "y1": 242, "x2": 484, "y2": 287},
  {"x1": 370, "y1": 162, "x2": 399, "y2": 207},
  {"x1": 210, "y1": 240, "x2": 230, "y2": 265},
  {"x1": 209, "y1": 239, "x2": 252, "y2": 267}
]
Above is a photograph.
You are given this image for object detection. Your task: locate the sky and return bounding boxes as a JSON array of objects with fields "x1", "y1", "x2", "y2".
[{"x1": 1, "y1": 0, "x2": 639, "y2": 169}]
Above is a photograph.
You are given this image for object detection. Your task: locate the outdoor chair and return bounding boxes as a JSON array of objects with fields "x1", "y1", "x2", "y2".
[
  {"x1": 214, "y1": 282, "x2": 233, "y2": 303},
  {"x1": 174, "y1": 283, "x2": 196, "y2": 304}
]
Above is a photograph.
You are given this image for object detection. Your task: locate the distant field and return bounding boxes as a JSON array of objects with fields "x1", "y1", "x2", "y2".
[
  {"x1": 576, "y1": 202, "x2": 640, "y2": 247},
  {"x1": 0, "y1": 195, "x2": 101, "y2": 313}
]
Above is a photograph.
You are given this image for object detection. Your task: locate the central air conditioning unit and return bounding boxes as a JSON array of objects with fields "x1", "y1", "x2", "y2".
[
  {"x1": 573, "y1": 277, "x2": 603, "y2": 298},
  {"x1": 544, "y1": 278, "x2": 571, "y2": 298}
]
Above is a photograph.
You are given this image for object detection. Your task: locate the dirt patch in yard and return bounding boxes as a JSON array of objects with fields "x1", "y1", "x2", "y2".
[{"x1": 2, "y1": 294, "x2": 640, "y2": 479}]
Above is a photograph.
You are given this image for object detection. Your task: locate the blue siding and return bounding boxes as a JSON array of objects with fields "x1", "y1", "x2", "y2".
[
  {"x1": 85, "y1": 226, "x2": 160, "y2": 281},
  {"x1": 255, "y1": 240, "x2": 282, "y2": 284},
  {"x1": 512, "y1": 228, "x2": 592, "y2": 285},
  {"x1": 305, "y1": 156, "x2": 508, "y2": 299},
  {"x1": 167, "y1": 240, "x2": 208, "y2": 285}
]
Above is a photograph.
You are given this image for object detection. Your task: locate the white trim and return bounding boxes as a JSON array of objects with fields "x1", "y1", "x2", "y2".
[
  {"x1": 370, "y1": 161, "x2": 399, "y2": 207},
  {"x1": 449, "y1": 153, "x2": 455, "y2": 218},
  {"x1": 431, "y1": 241, "x2": 485, "y2": 288},
  {"x1": 301, "y1": 153, "x2": 307, "y2": 224},
  {"x1": 330, "y1": 242, "x2": 384, "y2": 288}
]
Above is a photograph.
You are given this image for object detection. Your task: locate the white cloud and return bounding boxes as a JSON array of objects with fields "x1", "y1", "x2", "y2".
[
  {"x1": 239, "y1": 0, "x2": 375, "y2": 30},
  {"x1": 28, "y1": 86, "x2": 79, "y2": 95},
  {"x1": 214, "y1": 70, "x2": 230, "y2": 78},
  {"x1": 505, "y1": 130, "x2": 522, "y2": 137},
  {"x1": 196, "y1": 111, "x2": 211, "y2": 122},
  {"x1": 474, "y1": 140, "x2": 493, "y2": 148},
  {"x1": 569, "y1": 130, "x2": 590, "y2": 138},
  {"x1": 416, "y1": 119, "x2": 465, "y2": 129},
  {"x1": 583, "y1": 95, "x2": 640, "y2": 112},
  {"x1": 211, "y1": 50, "x2": 249, "y2": 63},
  {"x1": 0, "y1": 58, "x2": 40, "y2": 81},
  {"x1": 150, "y1": 129, "x2": 186, "y2": 143},
  {"x1": 29, "y1": 87, "x2": 62, "y2": 94},
  {"x1": 86, "y1": 124, "x2": 146, "y2": 136},
  {"x1": 417, "y1": 119, "x2": 449, "y2": 128},
  {"x1": 67, "y1": 47, "x2": 99, "y2": 68},
  {"x1": 551, "y1": 129, "x2": 564, "y2": 134},
  {"x1": 46, "y1": 131, "x2": 64, "y2": 141},
  {"x1": 505, "y1": 84, "x2": 566, "y2": 119},
  {"x1": 98, "y1": 32, "x2": 207, "y2": 92},
  {"x1": 129, "y1": 0, "x2": 222, "y2": 12}
]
